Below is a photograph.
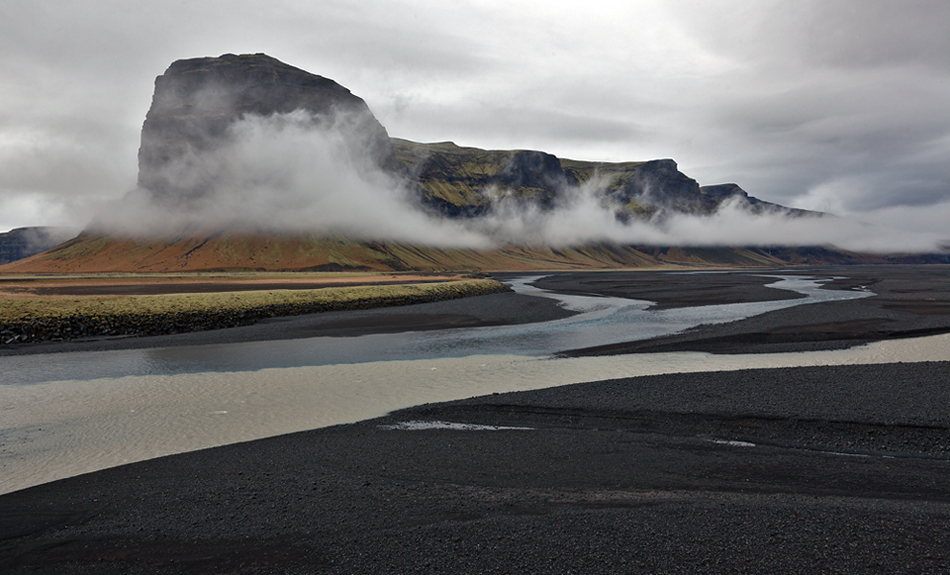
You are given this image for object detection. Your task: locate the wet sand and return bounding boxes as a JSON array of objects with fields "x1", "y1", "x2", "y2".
[{"x1": 3, "y1": 265, "x2": 950, "y2": 573}]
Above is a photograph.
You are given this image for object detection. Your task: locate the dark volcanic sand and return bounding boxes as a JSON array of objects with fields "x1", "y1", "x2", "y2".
[
  {"x1": 5, "y1": 265, "x2": 950, "y2": 357},
  {"x1": 3, "y1": 265, "x2": 950, "y2": 573},
  {"x1": 3, "y1": 362, "x2": 950, "y2": 573},
  {"x1": 545, "y1": 265, "x2": 950, "y2": 355}
]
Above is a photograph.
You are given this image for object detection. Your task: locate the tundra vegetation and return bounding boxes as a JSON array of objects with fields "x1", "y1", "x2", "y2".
[{"x1": 0, "y1": 273, "x2": 508, "y2": 344}]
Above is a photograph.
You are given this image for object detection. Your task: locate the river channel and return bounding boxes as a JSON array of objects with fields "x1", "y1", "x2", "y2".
[
  {"x1": 1, "y1": 274, "x2": 870, "y2": 386},
  {"x1": 3, "y1": 272, "x2": 949, "y2": 494}
]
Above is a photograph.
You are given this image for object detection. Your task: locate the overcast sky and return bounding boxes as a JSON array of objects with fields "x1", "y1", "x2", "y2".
[{"x1": 2, "y1": 0, "x2": 949, "y2": 243}]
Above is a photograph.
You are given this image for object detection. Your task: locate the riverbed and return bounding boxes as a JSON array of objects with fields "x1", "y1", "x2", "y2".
[{"x1": 2, "y1": 272, "x2": 949, "y2": 495}]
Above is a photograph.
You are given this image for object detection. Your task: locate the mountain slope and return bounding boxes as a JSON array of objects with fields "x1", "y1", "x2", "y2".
[
  {"x1": 7, "y1": 230, "x2": 945, "y2": 274},
  {"x1": 393, "y1": 139, "x2": 822, "y2": 222}
]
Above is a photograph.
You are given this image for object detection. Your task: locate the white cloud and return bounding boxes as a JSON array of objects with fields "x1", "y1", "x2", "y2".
[
  {"x1": 1, "y1": 0, "x2": 948, "y2": 251},
  {"x1": 91, "y1": 110, "x2": 947, "y2": 255},
  {"x1": 95, "y1": 112, "x2": 492, "y2": 248}
]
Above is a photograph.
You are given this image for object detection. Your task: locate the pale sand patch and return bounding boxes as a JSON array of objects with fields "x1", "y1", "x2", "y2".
[{"x1": 3, "y1": 333, "x2": 950, "y2": 495}]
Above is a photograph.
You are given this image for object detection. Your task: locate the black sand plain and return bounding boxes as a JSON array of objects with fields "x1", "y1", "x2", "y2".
[{"x1": 3, "y1": 265, "x2": 950, "y2": 574}]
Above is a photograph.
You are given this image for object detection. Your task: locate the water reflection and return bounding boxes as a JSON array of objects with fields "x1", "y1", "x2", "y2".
[{"x1": 1, "y1": 273, "x2": 871, "y2": 386}]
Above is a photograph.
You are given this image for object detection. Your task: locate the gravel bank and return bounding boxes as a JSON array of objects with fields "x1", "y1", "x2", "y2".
[{"x1": 555, "y1": 265, "x2": 950, "y2": 355}]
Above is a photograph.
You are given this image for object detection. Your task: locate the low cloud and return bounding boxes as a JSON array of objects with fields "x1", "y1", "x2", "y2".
[
  {"x1": 468, "y1": 191, "x2": 945, "y2": 254},
  {"x1": 93, "y1": 111, "x2": 490, "y2": 248},
  {"x1": 92, "y1": 111, "x2": 948, "y2": 254}
]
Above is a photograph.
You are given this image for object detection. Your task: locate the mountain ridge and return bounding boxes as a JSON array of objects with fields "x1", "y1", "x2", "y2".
[
  {"x1": 4, "y1": 53, "x2": 942, "y2": 273},
  {"x1": 391, "y1": 139, "x2": 821, "y2": 222}
]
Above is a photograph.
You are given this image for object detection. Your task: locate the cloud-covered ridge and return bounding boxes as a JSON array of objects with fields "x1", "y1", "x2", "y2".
[{"x1": 92, "y1": 108, "x2": 948, "y2": 254}]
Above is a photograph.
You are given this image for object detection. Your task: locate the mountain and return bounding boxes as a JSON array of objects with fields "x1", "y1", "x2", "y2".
[
  {"x1": 131, "y1": 52, "x2": 816, "y2": 224},
  {"x1": 393, "y1": 139, "x2": 818, "y2": 221},
  {"x1": 0, "y1": 227, "x2": 77, "y2": 265},
  {"x1": 7, "y1": 52, "x2": 936, "y2": 274},
  {"x1": 136, "y1": 53, "x2": 395, "y2": 208}
]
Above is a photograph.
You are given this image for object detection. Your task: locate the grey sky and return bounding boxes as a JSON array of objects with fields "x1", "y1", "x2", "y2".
[{"x1": 2, "y1": 0, "x2": 948, "y2": 244}]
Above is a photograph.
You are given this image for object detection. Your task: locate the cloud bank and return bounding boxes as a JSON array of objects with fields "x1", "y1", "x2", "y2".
[
  {"x1": 93, "y1": 112, "x2": 490, "y2": 248},
  {"x1": 91, "y1": 112, "x2": 947, "y2": 254},
  {"x1": 2, "y1": 1, "x2": 950, "y2": 247}
]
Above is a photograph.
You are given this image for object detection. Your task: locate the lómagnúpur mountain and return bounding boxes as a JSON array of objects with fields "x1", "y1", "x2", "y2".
[
  {"x1": 135, "y1": 53, "x2": 806, "y2": 222},
  {"x1": 9, "y1": 53, "x2": 940, "y2": 273},
  {"x1": 137, "y1": 53, "x2": 396, "y2": 208}
]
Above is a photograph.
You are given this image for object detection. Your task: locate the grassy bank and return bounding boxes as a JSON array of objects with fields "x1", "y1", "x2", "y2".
[{"x1": 0, "y1": 278, "x2": 510, "y2": 345}]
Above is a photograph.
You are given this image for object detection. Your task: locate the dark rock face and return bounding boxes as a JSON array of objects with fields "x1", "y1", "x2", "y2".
[
  {"x1": 137, "y1": 53, "x2": 394, "y2": 205},
  {"x1": 494, "y1": 151, "x2": 579, "y2": 209},
  {"x1": 393, "y1": 140, "x2": 824, "y2": 222},
  {"x1": 391, "y1": 141, "x2": 580, "y2": 218},
  {"x1": 600, "y1": 159, "x2": 703, "y2": 219},
  {"x1": 700, "y1": 184, "x2": 822, "y2": 218},
  {"x1": 0, "y1": 227, "x2": 76, "y2": 265}
]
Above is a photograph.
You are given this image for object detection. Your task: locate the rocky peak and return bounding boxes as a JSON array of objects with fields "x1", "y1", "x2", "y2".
[
  {"x1": 591, "y1": 158, "x2": 702, "y2": 219},
  {"x1": 700, "y1": 183, "x2": 748, "y2": 199},
  {"x1": 137, "y1": 53, "x2": 394, "y2": 204}
]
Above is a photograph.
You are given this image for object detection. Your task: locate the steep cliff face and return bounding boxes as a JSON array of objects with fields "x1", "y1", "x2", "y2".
[
  {"x1": 561, "y1": 158, "x2": 703, "y2": 220},
  {"x1": 392, "y1": 140, "x2": 578, "y2": 217},
  {"x1": 394, "y1": 140, "x2": 819, "y2": 221},
  {"x1": 137, "y1": 53, "x2": 395, "y2": 206},
  {"x1": 699, "y1": 183, "x2": 819, "y2": 217}
]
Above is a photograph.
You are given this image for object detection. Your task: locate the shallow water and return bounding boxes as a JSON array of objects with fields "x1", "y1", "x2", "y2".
[
  {"x1": 1, "y1": 274, "x2": 868, "y2": 386},
  {"x1": 3, "y1": 272, "x2": 940, "y2": 496}
]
